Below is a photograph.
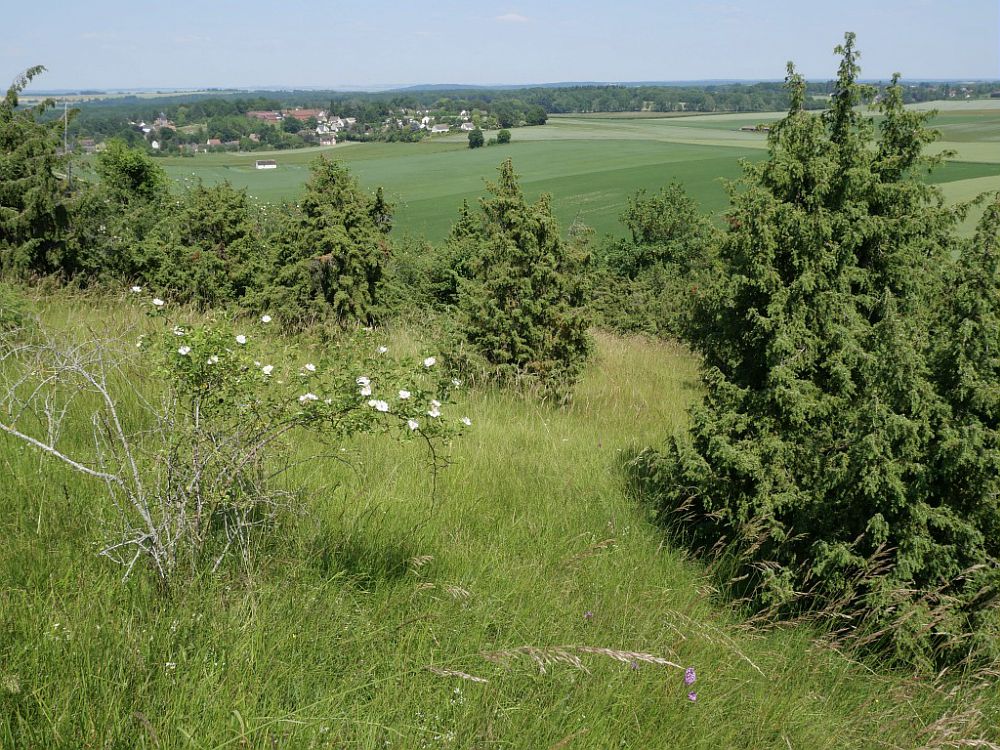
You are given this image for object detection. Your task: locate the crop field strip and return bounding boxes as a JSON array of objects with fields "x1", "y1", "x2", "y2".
[{"x1": 151, "y1": 105, "x2": 1000, "y2": 241}]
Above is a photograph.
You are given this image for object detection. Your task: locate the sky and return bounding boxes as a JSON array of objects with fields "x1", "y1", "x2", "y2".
[{"x1": 3, "y1": 0, "x2": 998, "y2": 90}]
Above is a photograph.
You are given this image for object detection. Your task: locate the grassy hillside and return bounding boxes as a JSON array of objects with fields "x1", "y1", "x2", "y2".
[
  {"x1": 144, "y1": 104, "x2": 1000, "y2": 242},
  {"x1": 2, "y1": 294, "x2": 998, "y2": 748}
]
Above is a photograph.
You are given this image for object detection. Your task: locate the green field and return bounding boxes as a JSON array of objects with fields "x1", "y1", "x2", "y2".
[{"x1": 152, "y1": 104, "x2": 1000, "y2": 241}]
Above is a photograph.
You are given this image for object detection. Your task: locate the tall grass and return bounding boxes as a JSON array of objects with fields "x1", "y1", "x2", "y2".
[{"x1": 1, "y1": 292, "x2": 997, "y2": 749}]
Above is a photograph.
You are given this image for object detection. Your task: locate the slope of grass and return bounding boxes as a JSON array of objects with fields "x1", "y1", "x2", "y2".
[{"x1": 2, "y1": 293, "x2": 997, "y2": 749}]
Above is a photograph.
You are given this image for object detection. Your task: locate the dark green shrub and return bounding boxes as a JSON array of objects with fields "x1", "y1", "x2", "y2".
[
  {"x1": 447, "y1": 159, "x2": 591, "y2": 400},
  {"x1": 254, "y1": 157, "x2": 391, "y2": 327},
  {"x1": 591, "y1": 183, "x2": 720, "y2": 336},
  {"x1": 628, "y1": 37, "x2": 997, "y2": 665},
  {"x1": 138, "y1": 181, "x2": 266, "y2": 308},
  {"x1": 0, "y1": 67, "x2": 72, "y2": 278}
]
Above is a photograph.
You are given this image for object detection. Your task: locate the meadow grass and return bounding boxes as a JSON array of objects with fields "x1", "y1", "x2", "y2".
[{"x1": 2, "y1": 293, "x2": 998, "y2": 749}]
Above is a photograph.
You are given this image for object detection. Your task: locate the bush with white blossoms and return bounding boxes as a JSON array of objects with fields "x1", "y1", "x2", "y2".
[{"x1": 0, "y1": 296, "x2": 468, "y2": 586}]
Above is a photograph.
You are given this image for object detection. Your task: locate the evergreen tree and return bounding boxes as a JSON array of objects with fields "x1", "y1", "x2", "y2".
[
  {"x1": 451, "y1": 159, "x2": 590, "y2": 398},
  {"x1": 929, "y1": 199, "x2": 1000, "y2": 655},
  {"x1": 139, "y1": 181, "x2": 266, "y2": 307},
  {"x1": 258, "y1": 157, "x2": 390, "y2": 325},
  {"x1": 0, "y1": 66, "x2": 71, "y2": 276},
  {"x1": 630, "y1": 35, "x2": 992, "y2": 663}
]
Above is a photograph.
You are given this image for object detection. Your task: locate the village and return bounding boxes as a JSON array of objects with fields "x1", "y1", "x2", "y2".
[{"x1": 88, "y1": 105, "x2": 485, "y2": 157}]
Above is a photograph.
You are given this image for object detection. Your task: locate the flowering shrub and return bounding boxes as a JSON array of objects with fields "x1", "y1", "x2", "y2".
[{"x1": 0, "y1": 291, "x2": 468, "y2": 585}]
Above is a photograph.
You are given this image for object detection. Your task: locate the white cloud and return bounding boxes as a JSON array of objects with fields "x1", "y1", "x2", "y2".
[{"x1": 495, "y1": 13, "x2": 529, "y2": 23}]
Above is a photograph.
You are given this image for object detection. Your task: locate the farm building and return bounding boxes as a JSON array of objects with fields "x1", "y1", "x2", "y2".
[
  {"x1": 247, "y1": 111, "x2": 281, "y2": 122},
  {"x1": 283, "y1": 109, "x2": 325, "y2": 122},
  {"x1": 255, "y1": 160, "x2": 278, "y2": 170},
  {"x1": 460, "y1": 122, "x2": 476, "y2": 131},
  {"x1": 431, "y1": 123, "x2": 451, "y2": 133}
]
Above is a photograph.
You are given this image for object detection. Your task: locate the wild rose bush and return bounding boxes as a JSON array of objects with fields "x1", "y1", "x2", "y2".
[{"x1": 0, "y1": 289, "x2": 469, "y2": 586}]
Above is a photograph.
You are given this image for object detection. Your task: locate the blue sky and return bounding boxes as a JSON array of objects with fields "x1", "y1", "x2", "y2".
[{"x1": 4, "y1": 0, "x2": 998, "y2": 89}]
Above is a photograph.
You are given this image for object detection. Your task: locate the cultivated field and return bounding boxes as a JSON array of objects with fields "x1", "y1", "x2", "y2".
[{"x1": 151, "y1": 103, "x2": 1000, "y2": 240}]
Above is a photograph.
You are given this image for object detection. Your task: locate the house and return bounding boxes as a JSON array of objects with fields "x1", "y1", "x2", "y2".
[
  {"x1": 430, "y1": 123, "x2": 451, "y2": 133},
  {"x1": 206, "y1": 138, "x2": 222, "y2": 146},
  {"x1": 320, "y1": 136, "x2": 336, "y2": 146},
  {"x1": 247, "y1": 111, "x2": 282, "y2": 122},
  {"x1": 255, "y1": 160, "x2": 277, "y2": 169},
  {"x1": 248, "y1": 133, "x2": 260, "y2": 143},
  {"x1": 460, "y1": 122, "x2": 476, "y2": 131},
  {"x1": 283, "y1": 108, "x2": 324, "y2": 122}
]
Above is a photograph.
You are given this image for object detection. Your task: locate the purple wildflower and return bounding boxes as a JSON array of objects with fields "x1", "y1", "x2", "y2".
[
  {"x1": 583, "y1": 610, "x2": 594, "y2": 621},
  {"x1": 629, "y1": 660, "x2": 640, "y2": 671},
  {"x1": 687, "y1": 691, "x2": 698, "y2": 702},
  {"x1": 684, "y1": 667, "x2": 696, "y2": 686}
]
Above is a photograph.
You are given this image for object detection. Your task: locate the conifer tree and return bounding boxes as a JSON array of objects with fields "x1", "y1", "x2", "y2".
[
  {"x1": 631, "y1": 35, "x2": 993, "y2": 662},
  {"x1": 451, "y1": 159, "x2": 590, "y2": 397},
  {"x1": 0, "y1": 66, "x2": 71, "y2": 276},
  {"x1": 259, "y1": 157, "x2": 390, "y2": 325}
]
